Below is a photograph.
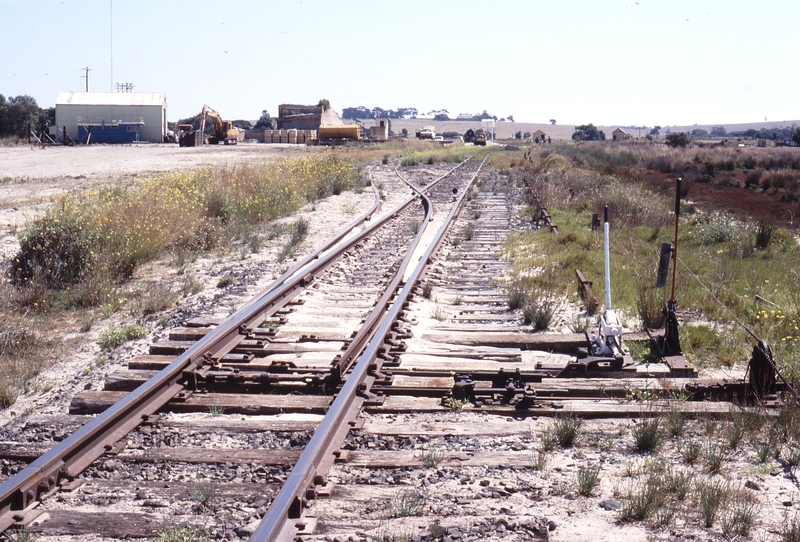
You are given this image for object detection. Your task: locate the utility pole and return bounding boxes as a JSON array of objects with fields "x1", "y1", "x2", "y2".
[{"x1": 82, "y1": 67, "x2": 91, "y2": 92}]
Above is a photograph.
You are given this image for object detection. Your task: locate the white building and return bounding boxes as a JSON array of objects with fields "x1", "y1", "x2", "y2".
[{"x1": 55, "y1": 92, "x2": 168, "y2": 143}]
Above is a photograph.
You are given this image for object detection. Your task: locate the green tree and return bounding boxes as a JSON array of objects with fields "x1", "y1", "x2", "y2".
[
  {"x1": 711, "y1": 126, "x2": 727, "y2": 137},
  {"x1": 792, "y1": 127, "x2": 800, "y2": 147},
  {"x1": 0, "y1": 94, "x2": 42, "y2": 138},
  {"x1": 649, "y1": 125, "x2": 661, "y2": 137},
  {"x1": 665, "y1": 132, "x2": 690, "y2": 147},
  {"x1": 571, "y1": 124, "x2": 606, "y2": 141},
  {"x1": 254, "y1": 110, "x2": 274, "y2": 129},
  {"x1": 691, "y1": 128, "x2": 708, "y2": 137},
  {"x1": 318, "y1": 99, "x2": 330, "y2": 111}
]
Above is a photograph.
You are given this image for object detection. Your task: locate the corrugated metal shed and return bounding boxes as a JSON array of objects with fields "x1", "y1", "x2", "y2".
[
  {"x1": 55, "y1": 92, "x2": 168, "y2": 143},
  {"x1": 56, "y1": 92, "x2": 166, "y2": 107}
]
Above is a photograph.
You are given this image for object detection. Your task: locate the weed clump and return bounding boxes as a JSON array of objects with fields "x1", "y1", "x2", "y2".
[
  {"x1": 98, "y1": 323, "x2": 147, "y2": 351},
  {"x1": 11, "y1": 155, "x2": 360, "y2": 296},
  {"x1": 631, "y1": 417, "x2": 663, "y2": 453},
  {"x1": 547, "y1": 414, "x2": 583, "y2": 448}
]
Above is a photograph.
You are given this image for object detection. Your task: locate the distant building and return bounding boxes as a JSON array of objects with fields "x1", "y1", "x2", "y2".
[
  {"x1": 277, "y1": 104, "x2": 344, "y2": 130},
  {"x1": 369, "y1": 118, "x2": 389, "y2": 141},
  {"x1": 612, "y1": 128, "x2": 627, "y2": 141},
  {"x1": 531, "y1": 129, "x2": 547, "y2": 144},
  {"x1": 457, "y1": 113, "x2": 474, "y2": 121},
  {"x1": 55, "y1": 92, "x2": 167, "y2": 143}
]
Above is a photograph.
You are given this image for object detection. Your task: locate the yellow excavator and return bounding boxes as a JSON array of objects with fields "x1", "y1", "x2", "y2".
[{"x1": 200, "y1": 105, "x2": 240, "y2": 145}]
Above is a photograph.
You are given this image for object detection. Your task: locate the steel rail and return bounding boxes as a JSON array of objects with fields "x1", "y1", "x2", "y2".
[
  {"x1": 252, "y1": 154, "x2": 490, "y2": 542},
  {"x1": 0, "y1": 169, "x2": 420, "y2": 530},
  {"x1": 325, "y1": 156, "x2": 479, "y2": 383}
]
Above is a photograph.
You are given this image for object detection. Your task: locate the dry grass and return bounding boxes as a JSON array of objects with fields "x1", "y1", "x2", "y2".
[
  {"x1": 506, "y1": 144, "x2": 800, "y2": 375},
  {"x1": 0, "y1": 152, "x2": 369, "y2": 407}
]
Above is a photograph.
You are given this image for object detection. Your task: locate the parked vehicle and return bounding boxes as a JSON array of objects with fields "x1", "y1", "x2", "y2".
[
  {"x1": 415, "y1": 126, "x2": 436, "y2": 140},
  {"x1": 177, "y1": 124, "x2": 201, "y2": 147}
]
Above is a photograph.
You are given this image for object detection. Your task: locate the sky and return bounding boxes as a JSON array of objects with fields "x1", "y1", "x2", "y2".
[{"x1": 1, "y1": 0, "x2": 797, "y2": 127}]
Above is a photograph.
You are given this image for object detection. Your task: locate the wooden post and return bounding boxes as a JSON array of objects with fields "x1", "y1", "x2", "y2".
[{"x1": 63, "y1": 126, "x2": 67, "y2": 145}]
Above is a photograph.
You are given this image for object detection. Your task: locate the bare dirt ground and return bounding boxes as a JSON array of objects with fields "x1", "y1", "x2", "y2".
[{"x1": 0, "y1": 143, "x2": 312, "y2": 253}]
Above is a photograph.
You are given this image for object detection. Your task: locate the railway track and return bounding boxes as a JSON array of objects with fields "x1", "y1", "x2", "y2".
[{"x1": 0, "y1": 156, "x2": 783, "y2": 542}]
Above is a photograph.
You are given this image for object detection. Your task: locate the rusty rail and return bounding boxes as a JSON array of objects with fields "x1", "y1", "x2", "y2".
[
  {"x1": 0, "y1": 168, "x2": 429, "y2": 531},
  {"x1": 252, "y1": 155, "x2": 490, "y2": 542},
  {"x1": 575, "y1": 268, "x2": 599, "y2": 314},
  {"x1": 522, "y1": 177, "x2": 558, "y2": 233}
]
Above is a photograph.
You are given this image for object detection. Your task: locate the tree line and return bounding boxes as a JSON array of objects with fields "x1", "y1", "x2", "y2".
[
  {"x1": 0, "y1": 94, "x2": 53, "y2": 139},
  {"x1": 341, "y1": 106, "x2": 513, "y2": 122}
]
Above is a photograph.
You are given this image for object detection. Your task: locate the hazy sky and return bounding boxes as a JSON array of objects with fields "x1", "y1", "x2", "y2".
[{"x1": 1, "y1": 0, "x2": 796, "y2": 127}]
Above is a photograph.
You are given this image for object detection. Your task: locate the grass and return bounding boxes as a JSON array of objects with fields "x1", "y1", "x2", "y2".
[
  {"x1": 631, "y1": 417, "x2": 662, "y2": 453},
  {"x1": 277, "y1": 219, "x2": 309, "y2": 262},
  {"x1": 704, "y1": 441, "x2": 727, "y2": 474},
  {"x1": 680, "y1": 439, "x2": 702, "y2": 464},
  {"x1": 191, "y1": 480, "x2": 218, "y2": 509},
  {"x1": 696, "y1": 478, "x2": 731, "y2": 528},
  {"x1": 665, "y1": 410, "x2": 686, "y2": 438},
  {"x1": 530, "y1": 449, "x2": 550, "y2": 472},
  {"x1": 10, "y1": 155, "x2": 359, "y2": 301},
  {"x1": 156, "y1": 525, "x2": 212, "y2": 542},
  {"x1": 216, "y1": 275, "x2": 237, "y2": 288},
  {"x1": 783, "y1": 514, "x2": 800, "y2": 542},
  {"x1": 619, "y1": 473, "x2": 666, "y2": 521},
  {"x1": 97, "y1": 323, "x2": 147, "y2": 351},
  {"x1": 548, "y1": 414, "x2": 583, "y2": 448},
  {"x1": 522, "y1": 298, "x2": 555, "y2": 330},
  {"x1": 504, "y1": 144, "x2": 800, "y2": 377},
  {"x1": 576, "y1": 465, "x2": 601, "y2": 496},
  {"x1": 420, "y1": 447, "x2": 444, "y2": 468},
  {"x1": 387, "y1": 489, "x2": 427, "y2": 518}
]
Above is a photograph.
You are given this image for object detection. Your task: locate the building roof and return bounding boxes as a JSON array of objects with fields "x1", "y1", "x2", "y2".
[
  {"x1": 56, "y1": 92, "x2": 166, "y2": 107},
  {"x1": 612, "y1": 128, "x2": 627, "y2": 133}
]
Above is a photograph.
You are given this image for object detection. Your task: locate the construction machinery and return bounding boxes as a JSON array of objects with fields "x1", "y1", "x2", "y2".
[
  {"x1": 473, "y1": 130, "x2": 487, "y2": 146},
  {"x1": 200, "y1": 105, "x2": 240, "y2": 145},
  {"x1": 177, "y1": 124, "x2": 201, "y2": 147}
]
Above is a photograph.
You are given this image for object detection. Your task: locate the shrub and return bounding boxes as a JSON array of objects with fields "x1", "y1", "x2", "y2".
[
  {"x1": 665, "y1": 132, "x2": 690, "y2": 148},
  {"x1": 522, "y1": 299, "x2": 555, "y2": 330},
  {"x1": 691, "y1": 211, "x2": 748, "y2": 245},
  {"x1": 507, "y1": 286, "x2": 530, "y2": 310},
  {"x1": 11, "y1": 215, "x2": 98, "y2": 289}
]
